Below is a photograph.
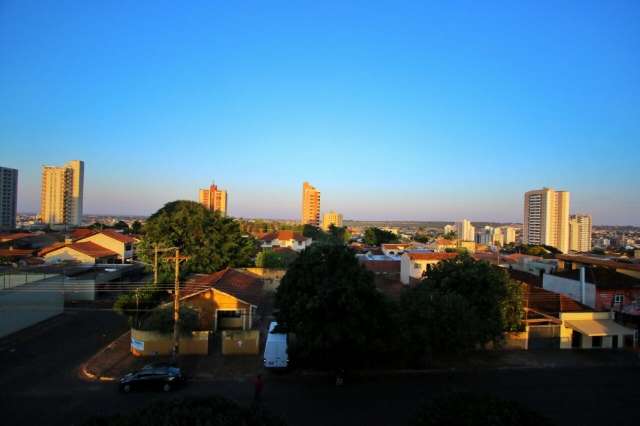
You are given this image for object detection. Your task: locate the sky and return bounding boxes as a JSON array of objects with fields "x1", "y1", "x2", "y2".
[{"x1": 1, "y1": 1, "x2": 639, "y2": 225}]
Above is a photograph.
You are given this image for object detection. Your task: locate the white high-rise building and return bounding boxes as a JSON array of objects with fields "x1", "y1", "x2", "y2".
[
  {"x1": 455, "y1": 219, "x2": 475, "y2": 242},
  {"x1": 523, "y1": 187, "x2": 570, "y2": 253},
  {"x1": 569, "y1": 214, "x2": 592, "y2": 253},
  {"x1": 40, "y1": 160, "x2": 84, "y2": 226}
]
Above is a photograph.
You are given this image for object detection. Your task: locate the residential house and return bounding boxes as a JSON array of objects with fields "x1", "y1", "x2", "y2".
[
  {"x1": 40, "y1": 242, "x2": 119, "y2": 265},
  {"x1": 400, "y1": 252, "x2": 458, "y2": 285},
  {"x1": 182, "y1": 268, "x2": 264, "y2": 332},
  {"x1": 260, "y1": 230, "x2": 311, "y2": 252},
  {"x1": 543, "y1": 266, "x2": 640, "y2": 316},
  {"x1": 75, "y1": 229, "x2": 136, "y2": 263}
]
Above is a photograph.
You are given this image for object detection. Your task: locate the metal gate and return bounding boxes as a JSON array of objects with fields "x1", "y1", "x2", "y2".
[{"x1": 528, "y1": 325, "x2": 560, "y2": 349}]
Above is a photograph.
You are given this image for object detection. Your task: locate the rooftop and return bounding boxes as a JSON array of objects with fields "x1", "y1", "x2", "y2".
[
  {"x1": 554, "y1": 267, "x2": 640, "y2": 290},
  {"x1": 183, "y1": 268, "x2": 264, "y2": 306}
]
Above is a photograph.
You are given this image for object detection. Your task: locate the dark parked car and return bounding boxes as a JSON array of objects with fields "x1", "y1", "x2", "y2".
[{"x1": 119, "y1": 366, "x2": 184, "y2": 393}]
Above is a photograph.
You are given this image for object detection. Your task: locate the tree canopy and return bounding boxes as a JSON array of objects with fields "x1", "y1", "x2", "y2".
[
  {"x1": 274, "y1": 244, "x2": 392, "y2": 369},
  {"x1": 363, "y1": 227, "x2": 399, "y2": 245},
  {"x1": 398, "y1": 254, "x2": 523, "y2": 364},
  {"x1": 138, "y1": 200, "x2": 257, "y2": 276},
  {"x1": 255, "y1": 249, "x2": 298, "y2": 268}
]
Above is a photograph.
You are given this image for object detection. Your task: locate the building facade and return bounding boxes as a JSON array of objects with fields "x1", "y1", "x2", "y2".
[
  {"x1": 569, "y1": 214, "x2": 592, "y2": 253},
  {"x1": 523, "y1": 187, "x2": 570, "y2": 253},
  {"x1": 454, "y1": 219, "x2": 475, "y2": 241},
  {"x1": 40, "y1": 160, "x2": 84, "y2": 226},
  {"x1": 301, "y1": 182, "x2": 320, "y2": 227},
  {"x1": 199, "y1": 183, "x2": 228, "y2": 216},
  {"x1": 0, "y1": 167, "x2": 18, "y2": 230},
  {"x1": 322, "y1": 211, "x2": 343, "y2": 230}
]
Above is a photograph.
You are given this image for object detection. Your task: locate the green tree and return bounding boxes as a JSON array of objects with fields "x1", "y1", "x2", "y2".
[
  {"x1": 327, "y1": 224, "x2": 352, "y2": 243},
  {"x1": 399, "y1": 287, "x2": 479, "y2": 365},
  {"x1": 138, "y1": 201, "x2": 257, "y2": 275},
  {"x1": 112, "y1": 220, "x2": 130, "y2": 232},
  {"x1": 138, "y1": 304, "x2": 201, "y2": 334},
  {"x1": 113, "y1": 285, "x2": 167, "y2": 328},
  {"x1": 413, "y1": 234, "x2": 430, "y2": 243},
  {"x1": 443, "y1": 231, "x2": 456, "y2": 240},
  {"x1": 363, "y1": 227, "x2": 398, "y2": 245},
  {"x1": 275, "y1": 244, "x2": 393, "y2": 370},
  {"x1": 418, "y1": 254, "x2": 522, "y2": 347},
  {"x1": 302, "y1": 224, "x2": 323, "y2": 239},
  {"x1": 255, "y1": 249, "x2": 298, "y2": 268},
  {"x1": 130, "y1": 220, "x2": 143, "y2": 234}
]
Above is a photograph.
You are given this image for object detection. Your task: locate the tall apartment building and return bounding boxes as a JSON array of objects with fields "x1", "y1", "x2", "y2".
[
  {"x1": 40, "y1": 160, "x2": 84, "y2": 226},
  {"x1": 523, "y1": 187, "x2": 570, "y2": 253},
  {"x1": 501, "y1": 226, "x2": 516, "y2": 245},
  {"x1": 569, "y1": 213, "x2": 592, "y2": 253},
  {"x1": 0, "y1": 167, "x2": 18, "y2": 230},
  {"x1": 455, "y1": 219, "x2": 475, "y2": 241},
  {"x1": 198, "y1": 183, "x2": 228, "y2": 216},
  {"x1": 322, "y1": 211, "x2": 343, "y2": 230},
  {"x1": 301, "y1": 182, "x2": 320, "y2": 227}
]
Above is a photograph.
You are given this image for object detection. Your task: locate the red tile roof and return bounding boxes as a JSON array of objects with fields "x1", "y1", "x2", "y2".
[
  {"x1": 0, "y1": 248, "x2": 34, "y2": 258},
  {"x1": 0, "y1": 233, "x2": 33, "y2": 242},
  {"x1": 523, "y1": 284, "x2": 593, "y2": 318},
  {"x1": 70, "y1": 228, "x2": 97, "y2": 240},
  {"x1": 434, "y1": 239, "x2": 456, "y2": 246},
  {"x1": 406, "y1": 252, "x2": 458, "y2": 261},
  {"x1": 261, "y1": 230, "x2": 307, "y2": 243},
  {"x1": 77, "y1": 229, "x2": 136, "y2": 244},
  {"x1": 40, "y1": 241, "x2": 118, "y2": 259},
  {"x1": 556, "y1": 254, "x2": 640, "y2": 272},
  {"x1": 183, "y1": 268, "x2": 264, "y2": 306}
]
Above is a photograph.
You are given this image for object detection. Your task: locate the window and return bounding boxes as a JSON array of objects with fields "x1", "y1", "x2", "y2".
[
  {"x1": 591, "y1": 336, "x2": 602, "y2": 348},
  {"x1": 613, "y1": 294, "x2": 624, "y2": 304}
]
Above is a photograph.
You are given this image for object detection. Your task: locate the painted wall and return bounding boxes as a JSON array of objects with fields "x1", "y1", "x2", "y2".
[
  {"x1": 543, "y1": 274, "x2": 596, "y2": 308},
  {"x1": 78, "y1": 233, "x2": 133, "y2": 262},
  {"x1": 221, "y1": 330, "x2": 260, "y2": 355},
  {"x1": 184, "y1": 289, "x2": 253, "y2": 331},
  {"x1": 130, "y1": 329, "x2": 208, "y2": 356},
  {"x1": 0, "y1": 278, "x2": 64, "y2": 338},
  {"x1": 558, "y1": 311, "x2": 635, "y2": 349}
]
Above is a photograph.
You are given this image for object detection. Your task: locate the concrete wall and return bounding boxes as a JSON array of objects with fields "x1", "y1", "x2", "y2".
[
  {"x1": 130, "y1": 329, "x2": 208, "y2": 356},
  {"x1": 221, "y1": 330, "x2": 260, "y2": 355},
  {"x1": 183, "y1": 289, "x2": 253, "y2": 331},
  {"x1": 44, "y1": 247, "x2": 96, "y2": 265},
  {"x1": 0, "y1": 278, "x2": 64, "y2": 338},
  {"x1": 78, "y1": 234, "x2": 132, "y2": 262},
  {"x1": 1, "y1": 272, "x2": 59, "y2": 290},
  {"x1": 543, "y1": 274, "x2": 596, "y2": 308}
]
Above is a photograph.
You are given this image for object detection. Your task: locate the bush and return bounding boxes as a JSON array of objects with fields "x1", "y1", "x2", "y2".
[
  {"x1": 138, "y1": 305, "x2": 201, "y2": 335},
  {"x1": 113, "y1": 285, "x2": 168, "y2": 328}
]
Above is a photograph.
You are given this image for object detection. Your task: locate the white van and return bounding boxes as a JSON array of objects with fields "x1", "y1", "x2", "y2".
[{"x1": 263, "y1": 321, "x2": 288, "y2": 369}]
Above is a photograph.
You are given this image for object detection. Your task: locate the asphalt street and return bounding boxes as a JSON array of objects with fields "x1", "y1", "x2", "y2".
[{"x1": 1, "y1": 310, "x2": 639, "y2": 426}]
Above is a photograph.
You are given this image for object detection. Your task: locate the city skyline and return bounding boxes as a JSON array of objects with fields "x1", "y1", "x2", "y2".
[{"x1": 2, "y1": 2, "x2": 639, "y2": 225}]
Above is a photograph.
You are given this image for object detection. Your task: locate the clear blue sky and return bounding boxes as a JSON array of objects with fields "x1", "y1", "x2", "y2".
[{"x1": 1, "y1": 1, "x2": 639, "y2": 225}]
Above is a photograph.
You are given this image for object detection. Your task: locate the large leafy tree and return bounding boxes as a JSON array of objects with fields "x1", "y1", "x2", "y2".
[
  {"x1": 275, "y1": 244, "x2": 392, "y2": 370},
  {"x1": 424, "y1": 254, "x2": 521, "y2": 344},
  {"x1": 363, "y1": 227, "x2": 398, "y2": 245},
  {"x1": 399, "y1": 254, "x2": 523, "y2": 363},
  {"x1": 138, "y1": 201, "x2": 257, "y2": 276}
]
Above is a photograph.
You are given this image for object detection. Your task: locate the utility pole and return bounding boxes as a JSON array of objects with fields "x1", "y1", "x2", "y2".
[{"x1": 166, "y1": 248, "x2": 188, "y2": 361}]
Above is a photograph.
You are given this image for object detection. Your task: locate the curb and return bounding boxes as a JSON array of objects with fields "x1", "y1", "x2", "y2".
[{"x1": 79, "y1": 330, "x2": 131, "y2": 382}]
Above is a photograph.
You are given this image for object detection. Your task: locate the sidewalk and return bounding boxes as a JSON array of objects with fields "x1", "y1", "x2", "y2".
[
  {"x1": 82, "y1": 330, "x2": 639, "y2": 382},
  {"x1": 81, "y1": 331, "x2": 264, "y2": 381}
]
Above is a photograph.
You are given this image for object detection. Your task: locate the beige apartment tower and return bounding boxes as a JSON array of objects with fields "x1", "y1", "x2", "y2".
[
  {"x1": 199, "y1": 183, "x2": 228, "y2": 216},
  {"x1": 523, "y1": 187, "x2": 570, "y2": 253},
  {"x1": 454, "y1": 219, "x2": 475, "y2": 241},
  {"x1": 322, "y1": 211, "x2": 343, "y2": 230},
  {"x1": 40, "y1": 160, "x2": 84, "y2": 226},
  {"x1": 569, "y1": 214, "x2": 592, "y2": 253},
  {"x1": 301, "y1": 182, "x2": 320, "y2": 226}
]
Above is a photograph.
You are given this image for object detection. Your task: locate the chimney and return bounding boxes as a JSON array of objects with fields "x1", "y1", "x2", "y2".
[{"x1": 580, "y1": 266, "x2": 586, "y2": 304}]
